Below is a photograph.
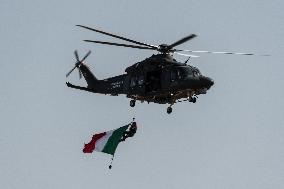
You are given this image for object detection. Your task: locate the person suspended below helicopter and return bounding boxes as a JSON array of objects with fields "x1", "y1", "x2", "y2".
[
  {"x1": 120, "y1": 121, "x2": 137, "y2": 142},
  {"x1": 83, "y1": 118, "x2": 138, "y2": 169}
]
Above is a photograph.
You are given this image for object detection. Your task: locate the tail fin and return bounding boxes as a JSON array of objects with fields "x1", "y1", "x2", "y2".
[{"x1": 79, "y1": 64, "x2": 99, "y2": 88}]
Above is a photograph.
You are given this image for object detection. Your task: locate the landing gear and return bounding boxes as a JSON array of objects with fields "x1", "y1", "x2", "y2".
[
  {"x1": 189, "y1": 96, "x2": 197, "y2": 103},
  {"x1": 167, "y1": 106, "x2": 172, "y2": 114},
  {"x1": 130, "y1": 100, "x2": 136, "y2": 107}
]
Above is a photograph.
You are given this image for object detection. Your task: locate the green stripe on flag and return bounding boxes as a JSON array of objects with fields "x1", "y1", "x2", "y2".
[{"x1": 102, "y1": 125, "x2": 129, "y2": 155}]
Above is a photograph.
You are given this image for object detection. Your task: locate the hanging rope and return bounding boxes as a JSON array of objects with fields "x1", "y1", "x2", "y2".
[{"x1": 109, "y1": 155, "x2": 115, "y2": 169}]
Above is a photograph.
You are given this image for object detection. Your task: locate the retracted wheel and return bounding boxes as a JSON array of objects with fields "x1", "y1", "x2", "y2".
[
  {"x1": 130, "y1": 100, "x2": 136, "y2": 107},
  {"x1": 167, "y1": 107, "x2": 172, "y2": 114}
]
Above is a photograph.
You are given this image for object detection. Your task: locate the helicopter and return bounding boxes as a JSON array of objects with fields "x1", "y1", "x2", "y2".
[{"x1": 66, "y1": 25, "x2": 268, "y2": 114}]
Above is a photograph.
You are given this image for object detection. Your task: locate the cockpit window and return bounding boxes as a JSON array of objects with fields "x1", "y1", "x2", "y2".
[
  {"x1": 171, "y1": 67, "x2": 201, "y2": 81},
  {"x1": 193, "y1": 70, "x2": 200, "y2": 77},
  {"x1": 190, "y1": 66, "x2": 201, "y2": 77},
  {"x1": 179, "y1": 67, "x2": 193, "y2": 79}
]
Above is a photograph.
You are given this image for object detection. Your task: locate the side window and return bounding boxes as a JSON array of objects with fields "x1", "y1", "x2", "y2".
[
  {"x1": 130, "y1": 77, "x2": 137, "y2": 87},
  {"x1": 177, "y1": 70, "x2": 182, "y2": 79},
  {"x1": 171, "y1": 70, "x2": 177, "y2": 82},
  {"x1": 138, "y1": 75, "x2": 144, "y2": 85}
]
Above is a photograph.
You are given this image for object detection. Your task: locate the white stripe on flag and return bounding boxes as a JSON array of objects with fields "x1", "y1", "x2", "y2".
[{"x1": 95, "y1": 130, "x2": 114, "y2": 152}]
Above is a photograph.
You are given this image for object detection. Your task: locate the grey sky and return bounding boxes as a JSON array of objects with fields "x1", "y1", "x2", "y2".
[{"x1": 1, "y1": 0, "x2": 284, "y2": 189}]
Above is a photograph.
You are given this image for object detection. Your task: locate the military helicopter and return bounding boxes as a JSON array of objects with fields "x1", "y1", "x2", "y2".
[{"x1": 66, "y1": 25, "x2": 268, "y2": 114}]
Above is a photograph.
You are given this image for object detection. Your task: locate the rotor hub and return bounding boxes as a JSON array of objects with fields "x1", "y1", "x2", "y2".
[
  {"x1": 75, "y1": 62, "x2": 81, "y2": 67},
  {"x1": 158, "y1": 44, "x2": 171, "y2": 53}
]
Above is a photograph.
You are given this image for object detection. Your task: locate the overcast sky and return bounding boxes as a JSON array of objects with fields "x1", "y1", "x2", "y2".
[{"x1": 1, "y1": 0, "x2": 284, "y2": 189}]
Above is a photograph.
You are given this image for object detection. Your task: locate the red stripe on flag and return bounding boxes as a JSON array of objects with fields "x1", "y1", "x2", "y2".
[{"x1": 83, "y1": 132, "x2": 106, "y2": 153}]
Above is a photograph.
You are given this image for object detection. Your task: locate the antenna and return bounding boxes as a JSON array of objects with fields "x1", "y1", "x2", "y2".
[{"x1": 184, "y1": 57, "x2": 191, "y2": 64}]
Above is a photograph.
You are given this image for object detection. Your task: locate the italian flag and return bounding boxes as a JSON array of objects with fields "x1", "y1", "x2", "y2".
[{"x1": 83, "y1": 125, "x2": 129, "y2": 155}]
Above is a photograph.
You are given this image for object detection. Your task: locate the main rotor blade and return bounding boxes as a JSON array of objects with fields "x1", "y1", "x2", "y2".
[
  {"x1": 81, "y1": 50, "x2": 91, "y2": 62},
  {"x1": 66, "y1": 66, "x2": 76, "y2": 78},
  {"x1": 168, "y1": 34, "x2": 197, "y2": 49},
  {"x1": 77, "y1": 25, "x2": 157, "y2": 49},
  {"x1": 74, "y1": 50, "x2": 80, "y2": 62},
  {"x1": 84, "y1": 40, "x2": 157, "y2": 50},
  {"x1": 174, "y1": 52, "x2": 200, "y2": 58},
  {"x1": 175, "y1": 49, "x2": 270, "y2": 56}
]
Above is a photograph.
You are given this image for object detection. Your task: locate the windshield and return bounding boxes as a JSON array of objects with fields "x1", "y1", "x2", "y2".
[
  {"x1": 178, "y1": 67, "x2": 193, "y2": 78},
  {"x1": 171, "y1": 66, "x2": 202, "y2": 81},
  {"x1": 192, "y1": 69, "x2": 201, "y2": 77}
]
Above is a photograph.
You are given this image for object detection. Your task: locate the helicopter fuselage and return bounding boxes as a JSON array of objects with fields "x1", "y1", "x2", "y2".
[
  {"x1": 66, "y1": 24, "x2": 266, "y2": 113},
  {"x1": 66, "y1": 54, "x2": 214, "y2": 105}
]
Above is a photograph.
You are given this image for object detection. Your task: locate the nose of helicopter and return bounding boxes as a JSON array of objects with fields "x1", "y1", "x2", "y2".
[{"x1": 200, "y1": 76, "x2": 214, "y2": 89}]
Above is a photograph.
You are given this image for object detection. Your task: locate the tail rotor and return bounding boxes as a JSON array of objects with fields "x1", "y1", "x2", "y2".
[{"x1": 66, "y1": 50, "x2": 91, "y2": 79}]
